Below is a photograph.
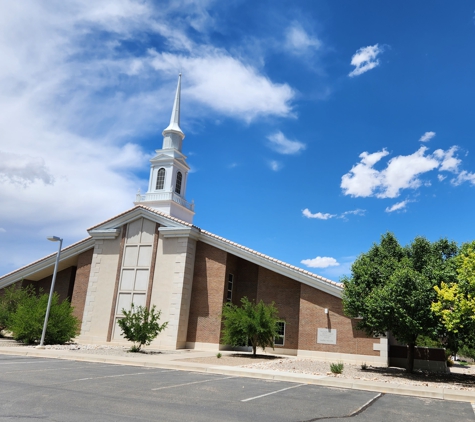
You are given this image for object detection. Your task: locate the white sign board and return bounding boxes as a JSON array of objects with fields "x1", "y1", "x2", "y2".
[{"x1": 317, "y1": 328, "x2": 337, "y2": 345}]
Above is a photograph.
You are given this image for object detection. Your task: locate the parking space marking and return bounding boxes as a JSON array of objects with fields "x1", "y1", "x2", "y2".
[
  {"x1": 1, "y1": 364, "x2": 111, "y2": 375},
  {"x1": 472, "y1": 402, "x2": 475, "y2": 416},
  {"x1": 72, "y1": 372, "x2": 151, "y2": 381},
  {"x1": 241, "y1": 383, "x2": 306, "y2": 402},
  {"x1": 151, "y1": 376, "x2": 235, "y2": 391},
  {"x1": 0, "y1": 360, "x2": 51, "y2": 365}
]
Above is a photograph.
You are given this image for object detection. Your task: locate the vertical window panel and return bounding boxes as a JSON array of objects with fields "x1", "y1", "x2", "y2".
[
  {"x1": 156, "y1": 168, "x2": 165, "y2": 190},
  {"x1": 175, "y1": 171, "x2": 182, "y2": 194}
]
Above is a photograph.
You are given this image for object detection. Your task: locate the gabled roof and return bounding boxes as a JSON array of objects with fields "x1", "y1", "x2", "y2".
[
  {"x1": 0, "y1": 237, "x2": 95, "y2": 289},
  {"x1": 1, "y1": 205, "x2": 343, "y2": 297}
]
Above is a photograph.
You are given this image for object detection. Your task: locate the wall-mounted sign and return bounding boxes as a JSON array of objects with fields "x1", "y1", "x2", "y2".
[{"x1": 317, "y1": 328, "x2": 337, "y2": 345}]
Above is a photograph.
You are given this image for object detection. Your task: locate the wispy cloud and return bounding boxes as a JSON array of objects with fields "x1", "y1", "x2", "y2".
[
  {"x1": 284, "y1": 22, "x2": 322, "y2": 55},
  {"x1": 0, "y1": 228, "x2": 5, "y2": 233},
  {"x1": 341, "y1": 146, "x2": 467, "y2": 198},
  {"x1": 301, "y1": 256, "x2": 340, "y2": 268},
  {"x1": 348, "y1": 44, "x2": 384, "y2": 77},
  {"x1": 267, "y1": 131, "x2": 306, "y2": 155},
  {"x1": 269, "y1": 160, "x2": 283, "y2": 171},
  {"x1": 302, "y1": 208, "x2": 365, "y2": 220},
  {"x1": 419, "y1": 131, "x2": 436, "y2": 142},
  {"x1": 0, "y1": 152, "x2": 54, "y2": 186},
  {"x1": 452, "y1": 170, "x2": 475, "y2": 186},
  {"x1": 302, "y1": 209, "x2": 336, "y2": 220},
  {"x1": 385, "y1": 200, "x2": 410, "y2": 213}
]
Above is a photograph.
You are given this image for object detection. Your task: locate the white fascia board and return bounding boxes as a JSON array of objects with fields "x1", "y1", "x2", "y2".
[
  {"x1": 0, "y1": 238, "x2": 95, "y2": 289},
  {"x1": 88, "y1": 207, "x2": 187, "y2": 233},
  {"x1": 88, "y1": 229, "x2": 121, "y2": 239},
  {"x1": 160, "y1": 226, "x2": 200, "y2": 240},
  {"x1": 199, "y1": 233, "x2": 343, "y2": 299}
]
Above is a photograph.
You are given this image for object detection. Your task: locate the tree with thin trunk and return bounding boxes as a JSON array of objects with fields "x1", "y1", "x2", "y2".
[
  {"x1": 342, "y1": 233, "x2": 458, "y2": 372},
  {"x1": 221, "y1": 297, "x2": 280, "y2": 357}
]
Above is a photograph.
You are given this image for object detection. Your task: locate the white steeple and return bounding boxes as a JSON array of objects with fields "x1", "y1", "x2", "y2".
[{"x1": 134, "y1": 74, "x2": 195, "y2": 223}]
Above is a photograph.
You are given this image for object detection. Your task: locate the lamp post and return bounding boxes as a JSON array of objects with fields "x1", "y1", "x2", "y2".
[{"x1": 37, "y1": 236, "x2": 63, "y2": 349}]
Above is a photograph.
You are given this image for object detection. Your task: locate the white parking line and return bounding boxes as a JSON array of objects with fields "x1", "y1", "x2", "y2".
[
  {"x1": 72, "y1": 372, "x2": 150, "y2": 381},
  {"x1": 151, "y1": 376, "x2": 235, "y2": 391},
  {"x1": 1, "y1": 365, "x2": 111, "y2": 375},
  {"x1": 0, "y1": 360, "x2": 51, "y2": 365},
  {"x1": 472, "y1": 403, "x2": 475, "y2": 416},
  {"x1": 241, "y1": 383, "x2": 306, "y2": 402}
]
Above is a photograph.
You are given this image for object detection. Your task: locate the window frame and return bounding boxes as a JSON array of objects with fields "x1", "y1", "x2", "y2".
[
  {"x1": 156, "y1": 168, "x2": 165, "y2": 190},
  {"x1": 226, "y1": 273, "x2": 234, "y2": 302},
  {"x1": 175, "y1": 171, "x2": 182, "y2": 194},
  {"x1": 275, "y1": 321, "x2": 285, "y2": 346}
]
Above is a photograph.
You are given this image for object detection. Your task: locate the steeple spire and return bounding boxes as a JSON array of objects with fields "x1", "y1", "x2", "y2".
[
  {"x1": 162, "y1": 74, "x2": 185, "y2": 150},
  {"x1": 134, "y1": 73, "x2": 195, "y2": 223}
]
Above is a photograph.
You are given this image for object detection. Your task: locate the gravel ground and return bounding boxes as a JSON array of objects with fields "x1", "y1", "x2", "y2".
[
  {"x1": 184, "y1": 354, "x2": 475, "y2": 392},
  {"x1": 1, "y1": 339, "x2": 473, "y2": 392}
]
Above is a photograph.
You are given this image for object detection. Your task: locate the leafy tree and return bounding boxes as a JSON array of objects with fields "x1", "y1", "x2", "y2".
[
  {"x1": 432, "y1": 241, "x2": 475, "y2": 351},
  {"x1": 0, "y1": 284, "x2": 35, "y2": 334},
  {"x1": 221, "y1": 296, "x2": 280, "y2": 356},
  {"x1": 10, "y1": 292, "x2": 80, "y2": 344},
  {"x1": 118, "y1": 304, "x2": 168, "y2": 352},
  {"x1": 342, "y1": 232, "x2": 458, "y2": 372}
]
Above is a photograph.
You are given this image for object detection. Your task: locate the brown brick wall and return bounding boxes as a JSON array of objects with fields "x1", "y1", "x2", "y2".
[
  {"x1": 256, "y1": 267, "x2": 301, "y2": 350},
  {"x1": 233, "y1": 257, "x2": 258, "y2": 305},
  {"x1": 299, "y1": 284, "x2": 378, "y2": 356},
  {"x1": 22, "y1": 267, "x2": 77, "y2": 303},
  {"x1": 70, "y1": 248, "x2": 94, "y2": 323},
  {"x1": 187, "y1": 241, "x2": 227, "y2": 344}
]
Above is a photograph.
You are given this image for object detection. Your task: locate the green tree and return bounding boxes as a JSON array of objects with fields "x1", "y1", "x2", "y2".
[
  {"x1": 10, "y1": 292, "x2": 80, "y2": 344},
  {"x1": 342, "y1": 233, "x2": 458, "y2": 372},
  {"x1": 0, "y1": 284, "x2": 35, "y2": 334},
  {"x1": 432, "y1": 241, "x2": 475, "y2": 351},
  {"x1": 221, "y1": 297, "x2": 280, "y2": 357},
  {"x1": 117, "y1": 304, "x2": 168, "y2": 352}
]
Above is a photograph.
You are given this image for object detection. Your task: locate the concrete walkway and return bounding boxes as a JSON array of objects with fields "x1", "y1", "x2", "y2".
[{"x1": 0, "y1": 346, "x2": 473, "y2": 404}]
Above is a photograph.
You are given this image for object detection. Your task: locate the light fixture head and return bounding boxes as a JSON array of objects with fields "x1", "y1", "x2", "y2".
[
  {"x1": 47, "y1": 236, "x2": 62, "y2": 242},
  {"x1": 324, "y1": 308, "x2": 329, "y2": 314}
]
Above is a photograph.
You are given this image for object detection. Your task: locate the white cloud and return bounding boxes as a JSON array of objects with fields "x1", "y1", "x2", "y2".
[
  {"x1": 438, "y1": 174, "x2": 446, "y2": 181},
  {"x1": 269, "y1": 160, "x2": 283, "y2": 171},
  {"x1": 302, "y1": 208, "x2": 365, "y2": 220},
  {"x1": 0, "y1": 152, "x2": 54, "y2": 186},
  {"x1": 348, "y1": 44, "x2": 384, "y2": 77},
  {"x1": 302, "y1": 209, "x2": 336, "y2": 220},
  {"x1": 284, "y1": 23, "x2": 322, "y2": 55},
  {"x1": 341, "y1": 209, "x2": 365, "y2": 217},
  {"x1": 149, "y1": 51, "x2": 295, "y2": 122},
  {"x1": 452, "y1": 170, "x2": 475, "y2": 186},
  {"x1": 301, "y1": 256, "x2": 340, "y2": 268},
  {"x1": 434, "y1": 146, "x2": 461, "y2": 173},
  {"x1": 0, "y1": 0, "x2": 300, "y2": 274},
  {"x1": 419, "y1": 131, "x2": 436, "y2": 142},
  {"x1": 0, "y1": 228, "x2": 5, "y2": 233},
  {"x1": 267, "y1": 131, "x2": 306, "y2": 155},
  {"x1": 341, "y1": 146, "x2": 457, "y2": 198},
  {"x1": 385, "y1": 200, "x2": 410, "y2": 213}
]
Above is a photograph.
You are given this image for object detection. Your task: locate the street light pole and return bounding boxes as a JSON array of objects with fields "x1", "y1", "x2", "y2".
[{"x1": 37, "y1": 236, "x2": 63, "y2": 349}]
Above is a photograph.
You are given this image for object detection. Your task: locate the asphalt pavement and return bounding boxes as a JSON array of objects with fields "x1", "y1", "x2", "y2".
[{"x1": 0, "y1": 353, "x2": 474, "y2": 421}]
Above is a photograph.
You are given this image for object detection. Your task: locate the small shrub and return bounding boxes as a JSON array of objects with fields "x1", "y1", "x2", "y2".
[
  {"x1": 10, "y1": 292, "x2": 79, "y2": 345},
  {"x1": 216, "y1": 352, "x2": 222, "y2": 358},
  {"x1": 118, "y1": 304, "x2": 168, "y2": 352},
  {"x1": 361, "y1": 362, "x2": 368, "y2": 370},
  {"x1": 446, "y1": 357, "x2": 454, "y2": 367},
  {"x1": 330, "y1": 362, "x2": 344, "y2": 374}
]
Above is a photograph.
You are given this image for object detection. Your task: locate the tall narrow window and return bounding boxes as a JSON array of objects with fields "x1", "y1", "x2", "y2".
[
  {"x1": 226, "y1": 274, "x2": 234, "y2": 302},
  {"x1": 156, "y1": 168, "x2": 165, "y2": 190},
  {"x1": 175, "y1": 171, "x2": 182, "y2": 194},
  {"x1": 275, "y1": 322, "x2": 285, "y2": 346}
]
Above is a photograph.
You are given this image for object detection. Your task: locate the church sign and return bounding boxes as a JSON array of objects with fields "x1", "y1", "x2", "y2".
[{"x1": 317, "y1": 328, "x2": 337, "y2": 345}]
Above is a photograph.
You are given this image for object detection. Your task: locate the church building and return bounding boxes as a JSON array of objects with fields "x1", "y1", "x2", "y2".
[{"x1": 0, "y1": 76, "x2": 388, "y2": 365}]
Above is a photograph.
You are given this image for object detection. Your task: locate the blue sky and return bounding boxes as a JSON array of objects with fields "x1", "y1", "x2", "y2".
[{"x1": 1, "y1": 1, "x2": 475, "y2": 280}]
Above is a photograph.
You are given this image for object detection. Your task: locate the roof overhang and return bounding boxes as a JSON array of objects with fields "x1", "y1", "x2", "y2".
[{"x1": 0, "y1": 238, "x2": 95, "y2": 290}]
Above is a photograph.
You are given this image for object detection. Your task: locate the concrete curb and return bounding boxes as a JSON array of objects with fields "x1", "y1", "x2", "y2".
[{"x1": 1, "y1": 348, "x2": 473, "y2": 403}]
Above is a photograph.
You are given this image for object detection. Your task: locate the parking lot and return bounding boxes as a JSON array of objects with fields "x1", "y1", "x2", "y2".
[{"x1": 0, "y1": 355, "x2": 473, "y2": 421}]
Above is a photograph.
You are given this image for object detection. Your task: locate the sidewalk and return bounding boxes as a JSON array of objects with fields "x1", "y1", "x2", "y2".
[{"x1": 0, "y1": 345, "x2": 473, "y2": 404}]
